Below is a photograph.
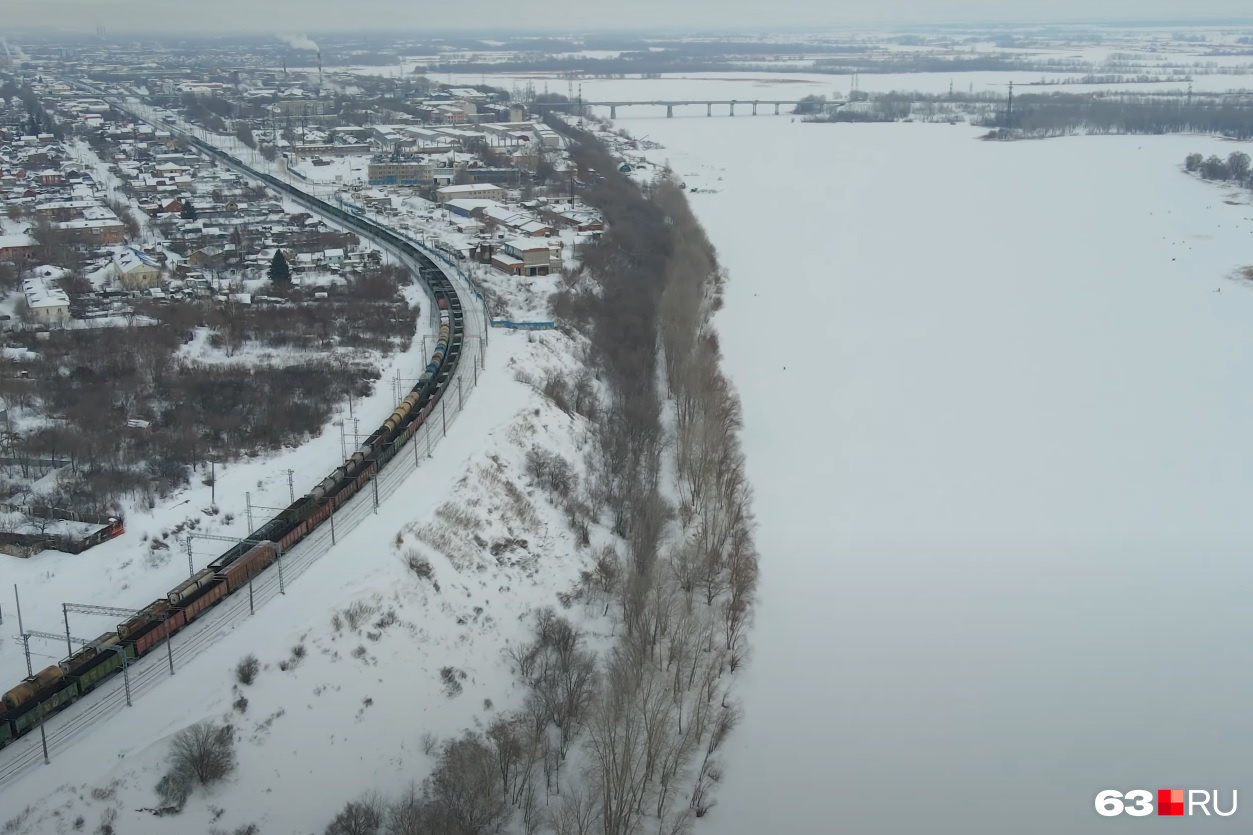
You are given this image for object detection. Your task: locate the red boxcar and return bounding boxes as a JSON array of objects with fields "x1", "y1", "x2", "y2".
[
  {"x1": 182, "y1": 579, "x2": 228, "y2": 622},
  {"x1": 135, "y1": 608, "x2": 187, "y2": 657},
  {"x1": 222, "y1": 543, "x2": 278, "y2": 594},
  {"x1": 279, "y1": 521, "x2": 307, "y2": 553}
]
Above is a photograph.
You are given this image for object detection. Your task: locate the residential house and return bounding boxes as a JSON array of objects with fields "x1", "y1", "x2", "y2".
[
  {"x1": 112, "y1": 246, "x2": 163, "y2": 290},
  {"x1": 22, "y1": 271, "x2": 71, "y2": 325},
  {"x1": 0, "y1": 234, "x2": 36, "y2": 261},
  {"x1": 491, "y1": 238, "x2": 554, "y2": 277}
]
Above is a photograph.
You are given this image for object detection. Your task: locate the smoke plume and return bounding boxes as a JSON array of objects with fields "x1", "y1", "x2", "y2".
[{"x1": 276, "y1": 33, "x2": 319, "y2": 51}]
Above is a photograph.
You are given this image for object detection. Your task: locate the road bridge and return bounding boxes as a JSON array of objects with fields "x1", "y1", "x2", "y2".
[{"x1": 578, "y1": 99, "x2": 845, "y2": 119}]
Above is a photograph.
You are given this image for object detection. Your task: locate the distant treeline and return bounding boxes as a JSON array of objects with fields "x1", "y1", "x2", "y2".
[
  {"x1": 983, "y1": 93, "x2": 1253, "y2": 139},
  {"x1": 421, "y1": 50, "x2": 1253, "y2": 79},
  {"x1": 799, "y1": 89, "x2": 1253, "y2": 140}
]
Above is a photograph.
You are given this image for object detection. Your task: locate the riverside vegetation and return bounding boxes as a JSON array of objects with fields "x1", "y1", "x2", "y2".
[{"x1": 318, "y1": 120, "x2": 758, "y2": 835}]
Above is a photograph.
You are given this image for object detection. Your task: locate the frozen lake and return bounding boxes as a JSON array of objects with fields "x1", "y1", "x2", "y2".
[{"x1": 636, "y1": 118, "x2": 1253, "y2": 832}]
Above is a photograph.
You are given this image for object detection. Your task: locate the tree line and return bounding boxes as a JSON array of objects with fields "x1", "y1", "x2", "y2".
[
  {"x1": 1184, "y1": 150, "x2": 1253, "y2": 185},
  {"x1": 315, "y1": 119, "x2": 758, "y2": 835}
]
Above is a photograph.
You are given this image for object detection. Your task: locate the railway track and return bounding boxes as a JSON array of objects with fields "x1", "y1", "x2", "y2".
[{"x1": 0, "y1": 91, "x2": 491, "y2": 790}]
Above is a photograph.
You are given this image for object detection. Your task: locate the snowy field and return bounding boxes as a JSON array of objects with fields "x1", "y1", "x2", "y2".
[
  {"x1": 6, "y1": 52, "x2": 1253, "y2": 833},
  {"x1": 626, "y1": 116, "x2": 1253, "y2": 832}
]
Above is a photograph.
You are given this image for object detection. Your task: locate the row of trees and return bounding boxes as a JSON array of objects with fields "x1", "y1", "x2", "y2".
[
  {"x1": 326, "y1": 121, "x2": 753, "y2": 835},
  {"x1": 1184, "y1": 150, "x2": 1253, "y2": 184},
  {"x1": 981, "y1": 93, "x2": 1253, "y2": 139}
]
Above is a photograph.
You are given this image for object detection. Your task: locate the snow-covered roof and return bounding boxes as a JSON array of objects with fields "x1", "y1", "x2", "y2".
[
  {"x1": 0, "y1": 233, "x2": 35, "y2": 249},
  {"x1": 504, "y1": 238, "x2": 549, "y2": 253},
  {"x1": 444, "y1": 198, "x2": 502, "y2": 214},
  {"x1": 23, "y1": 275, "x2": 70, "y2": 309},
  {"x1": 437, "y1": 183, "x2": 504, "y2": 196},
  {"x1": 113, "y1": 246, "x2": 160, "y2": 273}
]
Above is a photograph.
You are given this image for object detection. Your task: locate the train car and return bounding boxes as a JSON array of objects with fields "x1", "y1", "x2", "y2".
[
  {"x1": 65, "y1": 635, "x2": 136, "y2": 695},
  {"x1": 169, "y1": 568, "x2": 219, "y2": 605},
  {"x1": 179, "y1": 577, "x2": 229, "y2": 622},
  {"x1": 0, "y1": 710, "x2": 14, "y2": 748},
  {"x1": 2, "y1": 665, "x2": 65, "y2": 711},
  {"x1": 0, "y1": 118, "x2": 473, "y2": 758},
  {"x1": 221, "y1": 543, "x2": 278, "y2": 594}
]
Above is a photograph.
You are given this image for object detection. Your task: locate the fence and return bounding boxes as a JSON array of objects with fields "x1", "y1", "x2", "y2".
[
  {"x1": 0, "y1": 249, "x2": 490, "y2": 788},
  {"x1": 491, "y1": 320, "x2": 557, "y2": 331}
]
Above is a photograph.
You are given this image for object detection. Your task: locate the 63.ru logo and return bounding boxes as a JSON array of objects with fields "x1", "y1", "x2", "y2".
[{"x1": 1096, "y1": 789, "x2": 1237, "y2": 817}]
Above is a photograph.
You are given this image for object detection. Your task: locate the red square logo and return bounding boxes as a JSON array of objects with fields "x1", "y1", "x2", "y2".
[{"x1": 1159, "y1": 789, "x2": 1185, "y2": 816}]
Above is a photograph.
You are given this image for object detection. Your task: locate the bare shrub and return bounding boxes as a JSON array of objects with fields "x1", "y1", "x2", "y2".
[
  {"x1": 167, "y1": 720, "x2": 236, "y2": 787},
  {"x1": 525, "y1": 448, "x2": 577, "y2": 500},
  {"x1": 235, "y1": 654, "x2": 260, "y2": 685},
  {"x1": 344, "y1": 600, "x2": 378, "y2": 630},
  {"x1": 541, "y1": 372, "x2": 572, "y2": 413},
  {"x1": 440, "y1": 666, "x2": 464, "y2": 697},
  {"x1": 233, "y1": 694, "x2": 248, "y2": 714},
  {"x1": 95, "y1": 808, "x2": 117, "y2": 835},
  {"x1": 292, "y1": 643, "x2": 307, "y2": 660},
  {"x1": 420, "y1": 732, "x2": 439, "y2": 757},
  {"x1": 155, "y1": 769, "x2": 191, "y2": 811},
  {"x1": 405, "y1": 550, "x2": 434, "y2": 580}
]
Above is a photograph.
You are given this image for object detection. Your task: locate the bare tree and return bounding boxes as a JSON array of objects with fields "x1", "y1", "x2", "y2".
[
  {"x1": 548, "y1": 783, "x2": 599, "y2": 835},
  {"x1": 166, "y1": 720, "x2": 236, "y2": 787},
  {"x1": 430, "y1": 733, "x2": 508, "y2": 835},
  {"x1": 325, "y1": 793, "x2": 384, "y2": 835}
]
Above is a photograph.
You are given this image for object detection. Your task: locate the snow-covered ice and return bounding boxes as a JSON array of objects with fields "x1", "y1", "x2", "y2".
[{"x1": 632, "y1": 115, "x2": 1253, "y2": 833}]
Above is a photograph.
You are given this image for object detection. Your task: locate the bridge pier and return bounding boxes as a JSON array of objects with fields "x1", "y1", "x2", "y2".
[
  {"x1": 729, "y1": 102, "x2": 736, "y2": 117},
  {"x1": 609, "y1": 105, "x2": 617, "y2": 120},
  {"x1": 707, "y1": 103, "x2": 712, "y2": 117},
  {"x1": 752, "y1": 102, "x2": 758, "y2": 116},
  {"x1": 666, "y1": 105, "x2": 673, "y2": 118},
  {"x1": 775, "y1": 103, "x2": 781, "y2": 115}
]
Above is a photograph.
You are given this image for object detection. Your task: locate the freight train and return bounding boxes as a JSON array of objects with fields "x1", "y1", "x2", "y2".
[{"x1": 0, "y1": 138, "x2": 466, "y2": 754}]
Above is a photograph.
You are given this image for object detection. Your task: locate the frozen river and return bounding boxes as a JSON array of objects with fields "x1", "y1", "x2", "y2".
[{"x1": 637, "y1": 118, "x2": 1253, "y2": 832}]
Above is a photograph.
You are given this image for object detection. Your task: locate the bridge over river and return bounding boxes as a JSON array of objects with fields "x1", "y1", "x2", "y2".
[{"x1": 576, "y1": 99, "x2": 847, "y2": 119}]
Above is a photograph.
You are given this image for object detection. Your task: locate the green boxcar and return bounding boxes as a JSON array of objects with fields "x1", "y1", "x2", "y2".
[
  {"x1": 38, "y1": 682, "x2": 80, "y2": 718},
  {"x1": 74, "y1": 646, "x2": 132, "y2": 694},
  {"x1": 13, "y1": 681, "x2": 79, "y2": 735}
]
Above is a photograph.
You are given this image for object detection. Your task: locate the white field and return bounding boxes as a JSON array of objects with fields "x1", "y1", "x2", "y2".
[
  {"x1": 0, "y1": 322, "x2": 605, "y2": 834},
  {"x1": 5, "y1": 50, "x2": 1253, "y2": 833},
  {"x1": 627, "y1": 115, "x2": 1253, "y2": 832}
]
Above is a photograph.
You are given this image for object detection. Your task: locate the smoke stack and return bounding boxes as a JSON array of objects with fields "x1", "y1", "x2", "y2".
[{"x1": 317, "y1": 50, "x2": 323, "y2": 97}]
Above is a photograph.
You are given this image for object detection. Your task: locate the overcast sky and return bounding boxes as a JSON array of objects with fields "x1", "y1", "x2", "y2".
[{"x1": 4, "y1": 0, "x2": 1253, "y2": 35}]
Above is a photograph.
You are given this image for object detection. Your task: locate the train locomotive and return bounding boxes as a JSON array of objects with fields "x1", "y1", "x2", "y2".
[{"x1": 0, "y1": 140, "x2": 465, "y2": 753}]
